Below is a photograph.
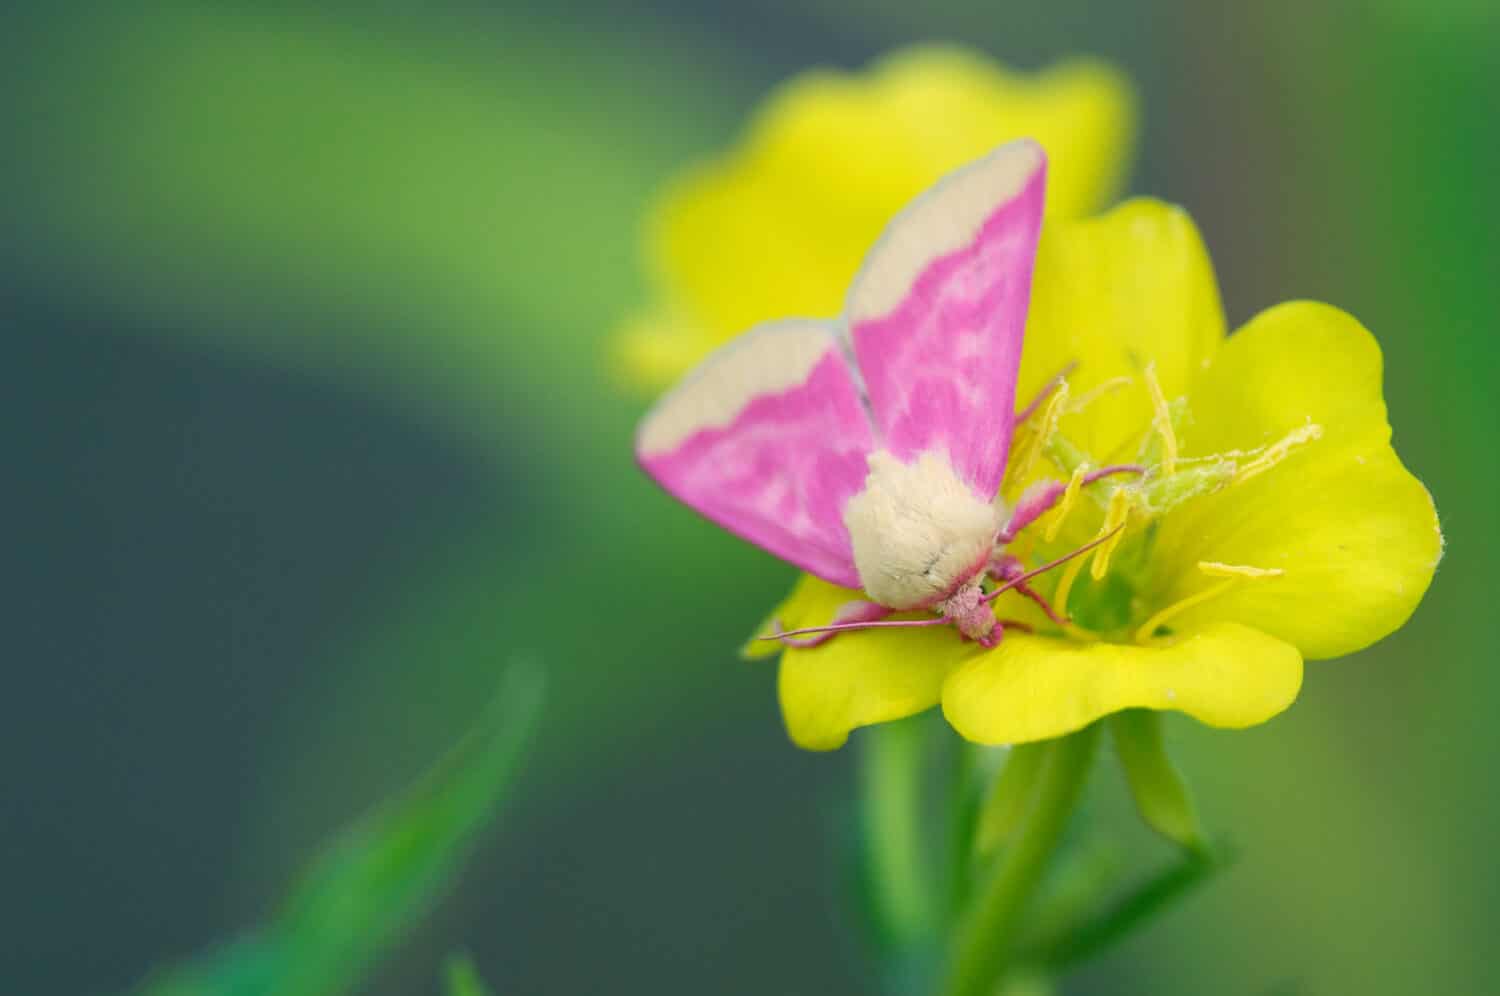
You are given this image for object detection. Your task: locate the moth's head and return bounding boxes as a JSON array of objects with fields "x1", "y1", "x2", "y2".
[{"x1": 844, "y1": 450, "x2": 1000, "y2": 610}]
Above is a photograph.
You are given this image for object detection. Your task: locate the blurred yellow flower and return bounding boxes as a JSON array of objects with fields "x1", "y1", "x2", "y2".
[
  {"x1": 616, "y1": 45, "x2": 1137, "y2": 386},
  {"x1": 749, "y1": 199, "x2": 1443, "y2": 750}
]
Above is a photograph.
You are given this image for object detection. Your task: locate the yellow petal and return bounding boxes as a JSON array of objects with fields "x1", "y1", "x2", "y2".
[
  {"x1": 942, "y1": 623, "x2": 1302, "y2": 745},
  {"x1": 1017, "y1": 199, "x2": 1227, "y2": 467},
  {"x1": 611, "y1": 306, "x2": 718, "y2": 389},
  {"x1": 862, "y1": 47, "x2": 1137, "y2": 221},
  {"x1": 753, "y1": 574, "x2": 975, "y2": 750},
  {"x1": 780, "y1": 631, "x2": 974, "y2": 752},
  {"x1": 626, "y1": 46, "x2": 1138, "y2": 385},
  {"x1": 1148, "y1": 302, "x2": 1443, "y2": 659}
]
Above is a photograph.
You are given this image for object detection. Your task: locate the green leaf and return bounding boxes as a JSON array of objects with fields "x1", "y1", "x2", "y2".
[
  {"x1": 1108, "y1": 709, "x2": 1205, "y2": 853},
  {"x1": 443, "y1": 953, "x2": 494, "y2": 996},
  {"x1": 1010, "y1": 838, "x2": 1125, "y2": 960},
  {"x1": 1028, "y1": 841, "x2": 1236, "y2": 970},
  {"x1": 135, "y1": 662, "x2": 545, "y2": 996}
]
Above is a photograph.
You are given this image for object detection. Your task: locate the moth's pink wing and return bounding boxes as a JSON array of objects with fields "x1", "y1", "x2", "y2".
[
  {"x1": 636, "y1": 319, "x2": 874, "y2": 587},
  {"x1": 845, "y1": 139, "x2": 1047, "y2": 499}
]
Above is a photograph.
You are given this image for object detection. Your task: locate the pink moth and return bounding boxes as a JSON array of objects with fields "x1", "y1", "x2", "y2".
[{"x1": 636, "y1": 140, "x2": 1133, "y2": 649}]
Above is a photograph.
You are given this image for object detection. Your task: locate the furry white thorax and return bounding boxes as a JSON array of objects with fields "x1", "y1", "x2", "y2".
[{"x1": 844, "y1": 450, "x2": 1002, "y2": 610}]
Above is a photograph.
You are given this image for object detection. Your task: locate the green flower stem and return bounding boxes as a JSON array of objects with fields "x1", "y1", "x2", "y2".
[
  {"x1": 972, "y1": 742, "x2": 1048, "y2": 858},
  {"x1": 861, "y1": 715, "x2": 940, "y2": 948},
  {"x1": 944, "y1": 740, "x2": 979, "y2": 915},
  {"x1": 942, "y1": 724, "x2": 1100, "y2": 996}
]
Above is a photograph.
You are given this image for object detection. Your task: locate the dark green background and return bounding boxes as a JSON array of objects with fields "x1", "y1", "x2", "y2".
[{"x1": 4, "y1": 2, "x2": 1494, "y2": 993}]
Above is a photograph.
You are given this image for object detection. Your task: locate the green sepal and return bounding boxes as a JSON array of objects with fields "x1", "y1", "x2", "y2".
[{"x1": 1108, "y1": 709, "x2": 1206, "y2": 853}]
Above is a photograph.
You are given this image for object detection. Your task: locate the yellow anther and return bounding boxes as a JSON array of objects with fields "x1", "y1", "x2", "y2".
[
  {"x1": 1090, "y1": 487, "x2": 1132, "y2": 580},
  {"x1": 1009, "y1": 381, "x2": 1070, "y2": 490},
  {"x1": 1132, "y1": 560, "x2": 1284, "y2": 644},
  {"x1": 1051, "y1": 553, "x2": 1087, "y2": 630},
  {"x1": 1044, "y1": 464, "x2": 1090, "y2": 542},
  {"x1": 1143, "y1": 362, "x2": 1178, "y2": 476},
  {"x1": 1233, "y1": 423, "x2": 1324, "y2": 484},
  {"x1": 1198, "y1": 561, "x2": 1285, "y2": 579}
]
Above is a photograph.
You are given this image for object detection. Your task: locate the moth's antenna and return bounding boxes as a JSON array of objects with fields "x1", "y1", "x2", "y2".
[
  {"x1": 981, "y1": 525, "x2": 1125, "y2": 604},
  {"x1": 759, "y1": 616, "x2": 949, "y2": 643}
]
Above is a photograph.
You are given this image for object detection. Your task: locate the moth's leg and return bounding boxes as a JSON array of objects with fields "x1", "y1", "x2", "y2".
[
  {"x1": 988, "y1": 554, "x2": 1068, "y2": 626},
  {"x1": 997, "y1": 480, "x2": 1067, "y2": 543},
  {"x1": 975, "y1": 618, "x2": 1034, "y2": 650},
  {"x1": 770, "y1": 600, "x2": 891, "y2": 648},
  {"x1": 997, "y1": 465, "x2": 1146, "y2": 544}
]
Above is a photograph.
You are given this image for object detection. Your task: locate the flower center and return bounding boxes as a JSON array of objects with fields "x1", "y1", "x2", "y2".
[{"x1": 1000, "y1": 364, "x2": 1321, "y2": 644}]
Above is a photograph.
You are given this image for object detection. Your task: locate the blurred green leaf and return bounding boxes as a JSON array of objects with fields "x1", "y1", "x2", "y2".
[
  {"x1": 3, "y1": 4, "x2": 744, "y2": 452},
  {"x1": 1026, "y1": 840, "x2": 1234, "y2": 971},
  {"x1": 132, "y1": 938, "x2": 280, "y2": 996},
  {"x1": 135, "y1": 662, "x2": 545, "y2": 996},
  {"x1": 443, "y1": 953, "x2": 494, "y2": 996},
  {"x1": 1010, "y1": 836, "x2": 1124, "y2": 961}
]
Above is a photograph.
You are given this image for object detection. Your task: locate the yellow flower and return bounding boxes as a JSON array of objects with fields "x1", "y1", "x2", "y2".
[
  {"x1": 750, "y1": 199, "x2": 1443, "y2": 750},
  {"x1": 616, "y1": 45, "x2": 1137, "y2": 386}
]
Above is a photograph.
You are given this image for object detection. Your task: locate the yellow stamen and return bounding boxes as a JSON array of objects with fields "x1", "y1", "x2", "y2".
[
  {"x1": 1143, "y1": 362, "x2": 1178, "y2": 476},
  {"x1": 1061, "y1": 618, "x2": 1100, "y2": 642},
  {"x1": 1009, "y1": 381, "x2": 1070, "y2": 489},
  {"x1": 1044, "y1": 464, "x2": 1090, "y2": 542},
  {"x1": 1132, "y1": 580, "x2": 1235, "y2": 645},
  {"x1": 1233, "y1": 423, "x2": 1324, "y2": 484},
  {"x1": 1132, "y1": 561, "x2": 1285, "y2": 644},
  {"x1": 1090, "y1": 487, "x2": 1132, "y2": 580},
  {"x1": 1198, "y1": 561, "x2": 1285, "y2": 579},
  {"x1": 1052, "y1": 553, "x2": 1087, "y2": 629}
]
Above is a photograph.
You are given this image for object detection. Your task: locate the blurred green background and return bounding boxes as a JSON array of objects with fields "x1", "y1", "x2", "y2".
[{"x1": 3, "y1": 1, "x2": 1495, "y2": 993}]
